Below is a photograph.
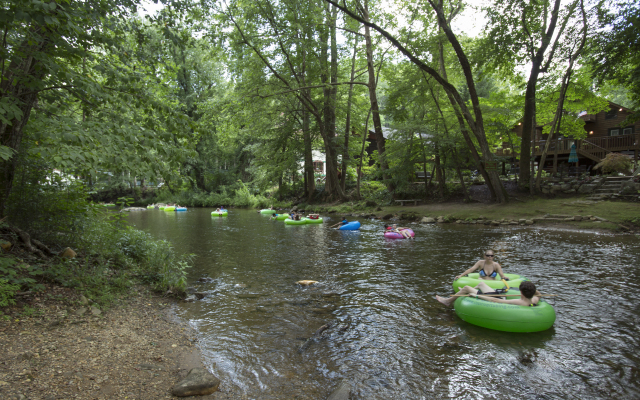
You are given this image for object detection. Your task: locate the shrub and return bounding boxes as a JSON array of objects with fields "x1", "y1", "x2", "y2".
[
  {"x1": 594, "y1": 153, "x2": 633, "y2": 175},
  {"x1": 0, "y1": 278, "x2": 20, "y2": 307}
]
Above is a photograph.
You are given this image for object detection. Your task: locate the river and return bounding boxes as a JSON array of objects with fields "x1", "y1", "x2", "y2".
[{"x1": 127, "y1": 208, "x2": 640, "y2": 399}]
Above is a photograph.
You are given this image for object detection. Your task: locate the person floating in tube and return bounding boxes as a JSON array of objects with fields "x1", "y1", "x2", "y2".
[
  {"x1": 331, "y1": 216, "x2": 349, "y2": 229},
  {"x1": 385, "y1": 223, "x2": 413, "y2": 239},
  {"x1": 436, "y1": 280, "x2": 542, "y2": 307},
  {"x1": 454, "y1": 250, "x2": 509, "y2": 281}
]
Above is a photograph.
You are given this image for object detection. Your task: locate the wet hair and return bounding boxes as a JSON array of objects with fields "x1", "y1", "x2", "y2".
[
  {"x1": 519, "y1": 281, "x2": 537, "y2": 299},
  {"x1": 384, "y1": 224, "x2": 391, "y2": 230}
]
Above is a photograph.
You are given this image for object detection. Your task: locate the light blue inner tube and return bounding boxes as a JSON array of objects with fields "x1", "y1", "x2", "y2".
[
  {"x1": 176, "y1": 207, "x2": 187, "y2": 211},
  {"x1": 338, "y1": 221, "x2": 361, "y2": 230}
]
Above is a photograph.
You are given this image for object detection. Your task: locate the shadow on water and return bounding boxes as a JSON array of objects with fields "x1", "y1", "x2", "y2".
[{"x1": 127, "y1": 208, "x2": 640, "y2": 399}]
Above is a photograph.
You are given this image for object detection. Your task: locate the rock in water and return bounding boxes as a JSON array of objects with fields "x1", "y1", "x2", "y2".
[
  {"x1": 327, "y1": 379, "x2": 351, "y2": 400},
  {"x1": 172, "y1": 367, "x2": 220, "y2": 397},
  {"x1": 296, "y1": 280, "x2": 318, "y2": 286}
]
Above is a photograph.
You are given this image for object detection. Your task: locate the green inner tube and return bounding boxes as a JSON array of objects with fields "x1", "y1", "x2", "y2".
[
  {"x1": 273, "y1": 214, "x2": 290, "y2": 220},
  {"x1": 454, "y1": 288, "x2": 556, "y2": 332},
  {"x1": 158, "y1": 206, "x2": 165, "y2": 210},
  {"x1": 164, "y1": 206, "x2": 176, "y2": 212},
  {"x1": 453, "y1": 273, "x2": 528, "y2": 292},
  {"x1": 284, "y1": 218, "x2": 307, "y2": 225},
  {"x1": 212, "y1": 211, "x2": 228, "y2": 216},
  {"x1": 146, "y1": 206, "x2": 155, "y2": 209},
  {"x1": 305, "y1": 217, "x2": 323, "y2": 224},
  {"x1": 260, "y1": 209, "x2": 276, "y2": 214}
]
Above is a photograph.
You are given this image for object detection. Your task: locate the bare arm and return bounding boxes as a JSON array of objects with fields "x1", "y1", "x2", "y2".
[
  {"x1": 495, "y1": 263, "x2": 509, "y2": 280},
  {"x1": 455, "y1": 261, "x2": 482, "y2": 280}
]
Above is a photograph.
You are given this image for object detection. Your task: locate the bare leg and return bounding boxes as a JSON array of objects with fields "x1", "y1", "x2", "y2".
[
  {"x1": 475, "y1": 281, "x2": 494, "y2": 293},
  {"x1": 436, "y1": 286, "x2": 478, "y2": 306}
]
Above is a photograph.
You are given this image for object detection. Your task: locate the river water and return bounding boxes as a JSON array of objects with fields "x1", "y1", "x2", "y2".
[{"x1": 127, "y1": 208, "x2": 640, "y2": 399}]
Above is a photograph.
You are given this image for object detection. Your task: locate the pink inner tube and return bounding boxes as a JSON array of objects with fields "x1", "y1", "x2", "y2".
[{"x1": 384, "y1": 228, "x2": 415, "y2": 239}]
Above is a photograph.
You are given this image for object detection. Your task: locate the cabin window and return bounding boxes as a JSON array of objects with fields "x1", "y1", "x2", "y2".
[
  {"x1": 623, "y1": 127, "x2": 634, "y2": 135},
  {"x1": 605, "y1": 108, "x2": 618, "y2": 120},
  {"x1": 609, "y1": 128, "x2": 620, "y2": 136}
]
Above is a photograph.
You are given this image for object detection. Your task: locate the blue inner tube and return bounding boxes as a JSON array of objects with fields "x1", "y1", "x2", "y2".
[
  {"x1": 176, "y1": 207, "x2": 187, "y2": 211},
  {"x1": 338, "y1": 221, "x2": 361, "y2": 230}
]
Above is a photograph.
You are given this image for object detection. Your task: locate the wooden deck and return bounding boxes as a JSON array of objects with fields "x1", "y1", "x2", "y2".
[{"x1": 495, "y1": 134, "x2": 640, "y2": 162}]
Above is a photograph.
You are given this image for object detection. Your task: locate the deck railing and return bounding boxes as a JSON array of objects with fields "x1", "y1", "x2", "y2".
[{"x1": 494, "y1": 134, "x2": 640, "y2": 157}]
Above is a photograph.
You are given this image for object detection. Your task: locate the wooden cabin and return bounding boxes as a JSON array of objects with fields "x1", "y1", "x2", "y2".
[{"x1": 496, "y1": 102, "x2": 639, "y2": 174}]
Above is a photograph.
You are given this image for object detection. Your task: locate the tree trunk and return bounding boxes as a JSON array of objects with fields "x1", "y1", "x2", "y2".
[
  {"x1": 434, "y1": 27, "x2": 497, "y2": 202},
  {"x1": 435, "y1": 151, "x2": 444, "y2": 197},
  {"x1": 302, "y1": 103, "x2": 315, "y2": 202},
  {"x1": 535, "y1": 0, "x2": 587, "y2": 190},
  {"x1": 362, "y1": 0, "x2": 392, "y2": 191},
  {"x1": 325, "y1": 0, "x2": 507, "y2": 202},
  {"x1": 356, "y1": 109, "x2": 372, "y2": 200},
  {"x1": 318, "y1": 4, "x2": 346, "y2": 201},
  {"x1": 518, "y1": 0, "x2": 564, "y2": 190},
  {"x1": 0, "y1": 35, "x2": 51, "y2": 216},
  {"x1": 341, "y1": 33, "x2": 360, "y2": 191},
  {"x1": 452, "y1": 149, "x2": 471, "y2": 202},
  {"x1": 520, "y1": 65, "x2": 539, "y2": 191}
]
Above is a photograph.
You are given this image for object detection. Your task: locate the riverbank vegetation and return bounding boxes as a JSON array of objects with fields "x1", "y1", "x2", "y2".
[{"x1": 1, "y1": 1, "x2": 639, "y2": 310}]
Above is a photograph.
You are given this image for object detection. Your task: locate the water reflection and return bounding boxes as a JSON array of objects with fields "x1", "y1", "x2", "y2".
[{"x1": 127, "y1": 208, "x2": 640, "y2": 399}]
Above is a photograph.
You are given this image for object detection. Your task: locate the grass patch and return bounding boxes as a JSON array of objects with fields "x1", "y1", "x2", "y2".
[{"x1": 373, "y1": 198, "x2": 640, "y2": 225}]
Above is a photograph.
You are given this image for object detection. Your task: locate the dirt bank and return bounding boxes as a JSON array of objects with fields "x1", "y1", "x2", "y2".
[{"x1": 0, "y1": 286, "x2": 240, "y2": 400}]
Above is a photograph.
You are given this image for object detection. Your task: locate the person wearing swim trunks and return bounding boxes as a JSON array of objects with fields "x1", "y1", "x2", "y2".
[
  {"x1": 436, "y1": 281, "x2": 542, "y2": 307},
  {"x1": 454, "y1": 249, "x2": 509, "y2": 281}
]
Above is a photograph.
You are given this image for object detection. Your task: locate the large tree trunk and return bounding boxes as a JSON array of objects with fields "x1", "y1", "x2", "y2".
[
  {"x1": 520, "y1": 66, "x2": 540, "y2": 191},
  {"x1": 0, "y1": 35, "x2": 51, "y2": 216},
  {"x1": 319, "y1": 4, "x2": 346, "y2": 201},
  {"x1": 302, "y1": 103, "x2": 315, "y2": 202},
  {"x1": 341, "y1": 34, "x2": 360, "y2": 191},
  {"x1": 362, "y1": 0, "x2": 392, "y2": 191},
  {"x1": 356, "y1": 109, "x2": 372, "y2": 200},
  {"x1": 452, "y1": 148, "x2": 471, "y2": 202},
  {"x1": 518, "y1": 0, "x2": 564, "y2": 191},
  {"x1": 434, "y1": 35, "x2": 497, "y2": 202}
]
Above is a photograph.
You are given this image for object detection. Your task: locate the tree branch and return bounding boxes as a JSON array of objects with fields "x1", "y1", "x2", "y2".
[{"x1": 254, "y1": 81, "x2": 369, "y2": 99}]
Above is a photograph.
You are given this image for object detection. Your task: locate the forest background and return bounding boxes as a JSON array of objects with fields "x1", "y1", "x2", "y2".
[{"x1": 0, "y1": 0, "x2": 638, "y2": 307}]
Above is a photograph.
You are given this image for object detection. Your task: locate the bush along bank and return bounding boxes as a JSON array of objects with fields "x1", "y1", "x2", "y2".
[{"x1": 0, "y1": 215, "x2": 193, "y2": 315}]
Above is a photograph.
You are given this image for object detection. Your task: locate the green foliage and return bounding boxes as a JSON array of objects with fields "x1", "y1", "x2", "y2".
[
  {"x1": 6, "y1": 157, "x2": 99, "y2": 245},
  {"x1": 590, "y1": 1, "x2": 640, "y2": 122},
  {"x1": 359, "y1": 181, "x2": 391, "y2": 204},
  {"x1": 594, "y1": 153, "x2": 633, "y2": 175},
  {"x1": 0, "y1": 257, "x2": 44, "y2": 293},
  {"x1": 152, "y1": 183, "x2": 272, "y2": 209},
  {"x1": 0, "y1": 278, "x2": 20, "y2": 307}
]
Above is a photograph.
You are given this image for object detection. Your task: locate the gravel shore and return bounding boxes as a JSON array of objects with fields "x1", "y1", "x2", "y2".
[{"x1": 0, "y1": 285, "x2": 238, "y2": 400}]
